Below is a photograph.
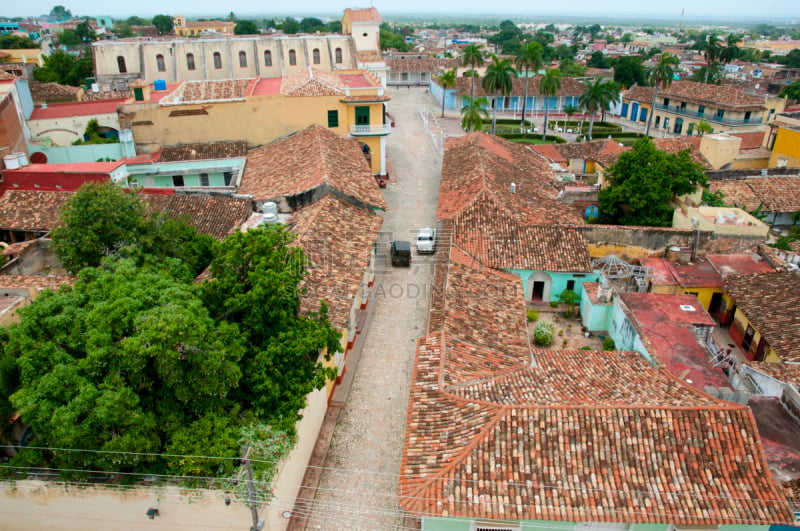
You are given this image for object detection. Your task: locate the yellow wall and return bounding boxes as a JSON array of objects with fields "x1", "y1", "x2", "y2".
[
  {"x1": 731, "y1": 307, "x2": 780, "y2": 362},
  {"x1": 769, "y1": 126, "x2": 800, "y2": 168},
  {"x1": 123, "y1": 94, "x2": 386, "y2": 173},
  {"x1": 0, "y1": 48, "x2": 43, "y2": 65},
  {"x1": 588, "y1": 244, "x2": 655, "y2": 260},
  {"x1": 680, "y1": 286, "x2": 721, "y2": 311}
]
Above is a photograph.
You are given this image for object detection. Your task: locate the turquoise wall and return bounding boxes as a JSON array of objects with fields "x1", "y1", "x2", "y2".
[
  {"x1": 507, "y1": 269, "x2": 598, "y2": 303},
  {"x1": 609, "y1": 299, "x2": 654, "y2": 364},
  {"x1": 125, "y1": 158, "x2": 244, "y2": 188},
  {"x1": 580, "y1": 293, "x2": 612, "y2": 332}
]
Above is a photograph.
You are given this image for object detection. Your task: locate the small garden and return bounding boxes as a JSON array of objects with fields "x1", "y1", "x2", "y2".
[{"x1": 526, "y1": 290, "x2": 612, "y2": 351}]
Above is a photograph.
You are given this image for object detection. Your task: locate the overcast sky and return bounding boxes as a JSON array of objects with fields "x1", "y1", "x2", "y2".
[{"x1": 6, "y1": 1, "x2": 800, "y2": 21}]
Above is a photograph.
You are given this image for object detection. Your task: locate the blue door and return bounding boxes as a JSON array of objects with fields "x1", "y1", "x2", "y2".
[
  {"x1": 631, "y1": 102, "x2": 639, "y2": 122},
  {"x1": 620, "y1": 102, "x2": 629, "y2": 119},
  {"x1": 639, "y1": 107, "x2": 648, "y2": 122}
]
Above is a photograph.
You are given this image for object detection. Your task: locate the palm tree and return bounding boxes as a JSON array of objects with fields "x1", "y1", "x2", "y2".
[
  {"x1": 600, "y1": 82, "x2": 620, "y2": 123},
  {"x1": 460, "y1": 95, "x2": 489, "y2": 132},
  {"x1": 702, "y1": 34, "x2": 722, "y2": 84},
  {"x1": 462, "y1": 43, "x2": 485, "y2": 102},
  {"x1": 644, "y1": 52, "x2": 680, "y2": 137},
  {"x1": 719, "y1": 33, "x2": 741, "y2": 65},
  {"x1": 438, "y1": 68, "x2": 456, "y2": 118},
  {"x1": 562, "y1": 103, "x2": 578, "y2": 134},
  {"x1": 539, "y1": 68, "x2": 562, "y2": 140},
  {"x1": 515, "y1": 41, "x2": 544, "y2": 131},
  {"x1": 578, "y1": 79, "x2": 612, "y2": 141},
  {"x1": 696, "y1": 119, "x2": 713, "y2": 136},
  {"x1": 481, "y1": 54, "x2": 517, "y2": 135}
]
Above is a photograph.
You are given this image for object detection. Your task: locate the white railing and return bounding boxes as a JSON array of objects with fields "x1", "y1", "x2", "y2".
[{"x1": 349, "y1": 124, "x2": 392, "y2": 135}]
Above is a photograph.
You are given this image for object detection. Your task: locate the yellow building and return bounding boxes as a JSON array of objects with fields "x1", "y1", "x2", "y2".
[
  {"x1": 767, "y1": 111, "x2": 800, "y2": 168},
  {"x1": 673, "y1": 205, "x2": 769, "y2": 239},
  {"x1": 621, "y1": 81, "x2": 784, "y2": 135},
  {"x1": 0, "y1": 48, "x2": 44, "y2": 66},
  {"x1": 172, "y1": 15, "x2": 235, "y2": 37},
  {"x1": 120, "y1": 69, "x2": 391, "y2": 175}
]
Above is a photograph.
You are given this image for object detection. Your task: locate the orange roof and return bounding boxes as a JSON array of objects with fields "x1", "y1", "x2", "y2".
[
  {"x1": 30, "y1": 99, "x2": 126, "y2": 120},
  {"x1": 344, "y1": 8, "x2": 382, "y2": 23}
]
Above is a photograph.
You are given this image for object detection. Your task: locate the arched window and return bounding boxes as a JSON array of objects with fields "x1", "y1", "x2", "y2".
[
  {"x1": 239, "y1": 51, "x2": 247, "y2": 68},
  {"x1": 313, "y1": 48, "x2": 320, "y2": 64},
  {"x1": 289, "y1": 49, "x2": 296, "y2": 66},
  {"x1": 213, "y1": 52, "x2": 222, "y2": 69},
  {"x1": 186, "y1": 53, "x2": 195, "y2": 70},
  {"x1": 156, "y1": 54, "x2": 165, "y2": 72},
  {"x1": 334, "y1": 48, "x2": 342, "y2": 64},
  {"x1": 264, "y1": 50, "x2": 272, "y2": 67},
  {"x1": 117, "y1": 56, "x2": 127, "y2": 73}
]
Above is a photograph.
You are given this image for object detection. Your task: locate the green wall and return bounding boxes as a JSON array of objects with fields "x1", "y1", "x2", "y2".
[{"x1": 507, "y1": 269, "x2": 599, "y2": 303}]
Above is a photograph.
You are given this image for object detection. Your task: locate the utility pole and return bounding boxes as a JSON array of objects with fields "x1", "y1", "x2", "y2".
[{"x1": 242, "y1": 447, "x2": 264, "y2": 531}]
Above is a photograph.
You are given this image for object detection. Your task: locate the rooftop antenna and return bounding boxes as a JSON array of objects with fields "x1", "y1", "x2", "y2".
[{"x1": 678, "y1": 8, "x2": 684, "y2": 34}]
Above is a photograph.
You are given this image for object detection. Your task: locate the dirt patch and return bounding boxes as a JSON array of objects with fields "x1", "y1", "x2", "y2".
[{"x1": 527, "y1": 308, "x2": 606, "y2": 350}]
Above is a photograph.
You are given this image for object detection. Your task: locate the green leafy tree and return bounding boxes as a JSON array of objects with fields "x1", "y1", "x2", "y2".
[
  {"x1": 700, "y1": 34, "x2": 722, "y2": 83},
  {"x1": 460, "y1": 95, "x2": 489, "y2": 132},
  {"x1": 515, "y1": 41, "x2": 543, "y2": 131},
  {"x1": 113, "y1": 24, "x2": 134, "y2": 38},
  {"x1": 482, "y1": 54, "x2": 517, "y2": 135},
  {"x1": 613, "y1": 55, "x2": 646, "y2": 88},
  {"x1": 49, "y1": 5, "x2": 72, "y2": 19},
  {"x1": 778, "y1": 49, "x2": 800, "y2": 68},
  {"x1": 72, "y1": 118, "x2": 117, "y2": 145},
  {"x1": 74, "y1": 19, "x2": 96, "y2": 42},
  {"x1": 587, "y1": 51, "x2": 611, "y2": 69},
  {"x1": 598, "y1": 137, "x2": 707, "y2": 227},
  {"x1": 645, "y1": 52, "x2": 680, "y2": 136},
  {"x1": 621, "y1": 32, "x2": 634, "y2": 43},
  {"x1": 234, "y1": 20, "x2": 259, "y2": 35},
  {"x1": 300, "y1": 17, "x2": 327, "y2": 33},
  {"x1": 0, "y1": 35, "x2": 39, "y2": 49},
  {"x1": 558, "y1": 289, "x2": 580, "y2": 317},
  {"x1": 696, "y1": 119, "x2": 713, "y2": 135},
  {"x1": 462, "y1": 43, "x2": 485, "y2": 102},
  {"x1": 780, "y1": 79, "x2": 800, "y2": 100},
  {"x1": 125, "y1": 16, "x2": 150, "y2": 26},
  {"x1": 437, "y1": 68, "x2": 456, "y2": 118},
  {"x1": 539, "y1": 68, "x2": 562, "y2": 140},
  {"x1": 702, "y1": 188, "x2": 726, "y2": 207},
  {"x1": 56, "y1": 29, "x2": 80, "y2": 46},
  {"x1": 558, "y1": 57, "x2": 587, "y2": 78},
  {"x1": 280, "y1": 17, "x2": 300, "y2": 34},
  {"x1": 719, "y1": 34, "x2": 741, "y2": 65},
  {"x1": 33, "y1": 48, "x2": 93, "y2": 87},
  {"x1": 152, "y1": 14, "x2": 174, "y2": 35},
  {"x1": 379, "y1": 23, "x2": 410, "y2": 51}
]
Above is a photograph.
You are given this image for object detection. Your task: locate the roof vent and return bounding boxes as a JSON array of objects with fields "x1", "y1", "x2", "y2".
[
  {"x1": 510, "y1": 182, "x2": 516, "y2": 193},
  {"x1": 679, "y1": 304, "x2": 696, "y2": 311}
]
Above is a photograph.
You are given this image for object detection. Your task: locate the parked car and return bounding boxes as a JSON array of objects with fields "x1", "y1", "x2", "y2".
[
  {"x1": 390, "y1": 240, "x2": 411, "y2": 266},
  {"x1": 416, "y1": 227, "x2": 437, "y2": 254}
]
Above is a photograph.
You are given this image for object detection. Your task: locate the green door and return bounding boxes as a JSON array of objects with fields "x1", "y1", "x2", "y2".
[{"x1": 355, "y1": 106, "x2": 370, "y2": 125}]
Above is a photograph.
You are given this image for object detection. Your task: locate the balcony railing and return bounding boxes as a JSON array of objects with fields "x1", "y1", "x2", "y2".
[
  {"x1": 653, "y1": 104, "x2": 762, "y2": 126},
  {"x1": 350, "y1": 124, "x2": 392, "y2": 135}
]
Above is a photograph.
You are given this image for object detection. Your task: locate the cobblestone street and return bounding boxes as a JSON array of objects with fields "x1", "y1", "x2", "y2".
[{"x1": 300, "y1": 88, "x2": 446, "y2": 530}]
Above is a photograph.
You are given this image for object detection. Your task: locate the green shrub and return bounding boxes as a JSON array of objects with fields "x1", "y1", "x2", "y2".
[
  {"x1": 602, "y1": 337, "x2": 616, "y2": 350},
  {"x1": 580, "y1": 346, "x2": 593, "y2": 350},
  {"x1": 563, "y1": 339, "x2": 569, "y2": 346},
  {"x1": 527, "y1": 309, "x2": 539, "y2": 322},
  {"x1": 549, "y1": 301, "x2": 559, "y2": 308},
  {"x1": 533, "y1": 321, "x2": 555, "y2": 346}
]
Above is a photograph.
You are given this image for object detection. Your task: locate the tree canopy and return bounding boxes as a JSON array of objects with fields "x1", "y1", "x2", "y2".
[
  {"x1": 33, "y1": 49, "x2": 93, "y2": 87},
  {"x1": 598, "y1": 137, "x2": 707, "y2": 227},
  {"x1": 234, "y1": 20, "x2": 260, "y2": 35},
  {"x1": 2, "y1": 217, "x2": 341, "y2": 480},
  {"x1": 780, "y1": 79, "x2": 800, "y2": 100},
  {"x1": 151, "y1": 14, "x2": 174, "y2": 35},
  {"x1": 0, "y1": 35, "x2": 38, "y2": 49},
  {"x1": 49, "y1": 5, "x2": 72, "y2": 19},
  {"x1": 613, "y1": 55, "x2": 646, "y2": 89},
  {"x1": 778, "y1": 49, "x2": 800, "y2": 69}
]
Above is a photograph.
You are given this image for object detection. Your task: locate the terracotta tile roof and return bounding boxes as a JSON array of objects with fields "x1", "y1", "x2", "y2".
[
  {"x1": 731, "y1": 131, "x2": 766, "y2": 150},
  {"x1": 438, "y1": 132, "x2": 583, "y2": 228},
  {"x1": 553, "y1": 138, "x2": 626, "y2": 163},
  {"x1": 287, "y1": 194, "x2": 383, "y2": 328},
  {"x1": 484, "y1": 225, "x2": 592, "y2": 272},
  {"x1": 143, "y1": 192, "x2": 252, "y2": 240},
  {"x1": 356, "y1": 50, "x2": 383, "y2": 63},
  {"x1": 401, "y1": 247, "x2": 792, "y2": 525},
  {"x1": 28, "y1": 81, "x2": 81, "y2": 102},
  {"x1": 709, "y1": 180, "x2": 762, "y2": 210},
  {"x1": 162, "y1": 79, "x2": 255, "y2": 104},
  {"x1": 707, "y1": 254, "x2": 775, "y2": 277},
  {"x1": 749, "y1": 362, "x2": 800, "y2": 389},
  {"x1": 652, "y1": 136, "x2": 711, "y2": 168},
  {"x1": 530, "y1": 143, "x2": 566, "y2": 163},
  {"x1": 724, "y1": 271, "x2": 800, "y2": 362},
  {"x1": 385, "y1": 57, "x2": 456, "y2": 73},
  {"x1": 709, "y1": 177, "x2": 800, "y2": 212},
  {"x1": 745, "y1": 177, "x2": 800, "y2": 212},
  {"x1": 183, "y1": 20, "x2": 235, "y2": 28},
  {"x1": 158, "y1": 141, "x2": 247, "y2": 162},
  {"x1": 239, "y1": 124, "x2": 387, "y2": 210},
  {"x1": 624, "y1": 81, "x2": 766, "y2": 111},
  {"x1": 344, "y1": 7, "x2": 382, "y2": 23},
  {"x1": 446, "y1": 74, "x2": 587, "y2": 98},
  {"x1": 1, "y1": 239, "x2": 37, "y2": 256},
  {"x1": 0, "y1": 274, "x2": 75, "y2": 291},
  {"x1": 280, "y1": 69, "x2": 344, "y2": 97},
  {"x1": 30, "y1": 99, "x2": 125, "y2": 120},
  {"x1": 0, "y1": 190, "x2": 73, "y2": 231}
]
